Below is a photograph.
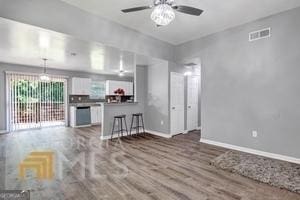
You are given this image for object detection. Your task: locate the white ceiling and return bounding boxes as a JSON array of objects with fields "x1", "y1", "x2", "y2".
[
  {"x1": 0, "y1": 17, "x2": 161, "y2": 75},
  {"x1": 60, "y1": 0, "x2": 300, "y2": 45}
]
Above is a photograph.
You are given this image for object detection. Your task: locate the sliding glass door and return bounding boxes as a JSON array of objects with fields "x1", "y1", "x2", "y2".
[{"x1": 6, "y1": 73, "x2": 67, "y2": 131}]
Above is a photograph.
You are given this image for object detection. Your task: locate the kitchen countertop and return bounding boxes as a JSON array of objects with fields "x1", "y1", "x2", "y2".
[
  {"x1": 69, "y1": 102, "x2": 102, "y2": 107},
  {"x1": 69, "y1": 102, "x2": 138, "y2": 107},
  {"x1": 102, "y1": 102, "x2": 138, "y2": 106}
]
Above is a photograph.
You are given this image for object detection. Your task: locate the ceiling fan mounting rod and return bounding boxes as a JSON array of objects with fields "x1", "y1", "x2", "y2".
[{"x1": 154, "y1": 0, "x2": 174, "y2": 6}]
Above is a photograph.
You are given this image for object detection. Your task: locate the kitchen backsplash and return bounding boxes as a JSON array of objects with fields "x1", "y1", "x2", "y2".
[{"x1": 69, "y1": 95, "x2": 104, "y2": 103}]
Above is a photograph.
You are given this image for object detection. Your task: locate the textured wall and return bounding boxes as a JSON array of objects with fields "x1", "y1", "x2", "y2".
[
  {"x1": 175, "y1": 7, "x2": 300, "y2": 158},
  {"x1": 145, "y1": 61, "x2": 170, "y2": 134}
]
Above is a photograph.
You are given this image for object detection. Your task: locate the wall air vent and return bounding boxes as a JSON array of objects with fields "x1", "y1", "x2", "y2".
[{"x1": 249, "y1": 27, "x2": 271, "y2": 42}]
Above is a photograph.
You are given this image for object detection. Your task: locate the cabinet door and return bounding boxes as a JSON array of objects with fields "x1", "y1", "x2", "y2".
[
  {"x1": 84, "y1": 79, "x2": 92, "y2": 95},
  {"x1": 91, "y1": 107, "x2": 97, "y2": 124},
  {"x1": 97, "y1": 106, "x2": 102, "y2": 123},
  {"x1": 91, "y1": 106, "x2": 101, "y2": 124},
  {"x1": 72, "y1": 78, "x2": 91, "y2": 95}
]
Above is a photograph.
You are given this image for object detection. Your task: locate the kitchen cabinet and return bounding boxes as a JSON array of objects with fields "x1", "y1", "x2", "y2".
[
  {"x1": 106, "y1": 80, "x2": 133, "y2": 95},
  {"x1": 91, "y1": 106, "x2": 101, "y2": 124},
  {"x1": 71, "y1": 77, "x2": 92, "y2": 95}
]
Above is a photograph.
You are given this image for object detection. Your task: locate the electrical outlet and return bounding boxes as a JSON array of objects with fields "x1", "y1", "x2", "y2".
[
  {"x1": 161, "y1": 120, "x2": 164, "y2": 125},
  {"x1": 252, "y1": 131, "x2": 258, "y2": 138}
]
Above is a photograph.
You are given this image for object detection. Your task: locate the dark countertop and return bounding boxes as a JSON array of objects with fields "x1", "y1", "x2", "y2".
[
  {"x1": 69, "y1": 102, "x2": 138, "y2": 107},
  {"x1": 103, "y1": 102, "x2": 138, "y2": 106},
  {"x1": 69, "y1": 102, "x2": 102, "y2": 107}
]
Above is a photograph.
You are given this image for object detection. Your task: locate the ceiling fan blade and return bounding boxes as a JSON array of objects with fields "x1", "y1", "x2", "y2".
[
  {"x1": 172, "y1": 5, "x2": 203, "y2": 16},
  {"x1": 122, "y1": 6, "x2": 152, "y2": 13}
]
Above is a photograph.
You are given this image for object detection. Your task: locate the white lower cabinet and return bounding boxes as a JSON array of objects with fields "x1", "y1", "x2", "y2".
[{"x1": 91, "y1": 106, "x2": 101, "y2": 125}]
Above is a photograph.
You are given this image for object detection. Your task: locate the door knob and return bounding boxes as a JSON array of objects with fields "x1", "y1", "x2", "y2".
[
  {"x1": 188, "y1": 106, "x2": 191, "y2": 108},
  {"x1": 172, "y1": 107, "x2": 175, "y2": 110}
]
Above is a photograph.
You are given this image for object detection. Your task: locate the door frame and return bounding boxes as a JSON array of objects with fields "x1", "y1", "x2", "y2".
[{"x1": 5, "y1": 71, "x2": 68, "y2": 132}]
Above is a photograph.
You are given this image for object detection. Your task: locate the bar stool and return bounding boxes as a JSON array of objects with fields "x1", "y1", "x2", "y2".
[
  {"x1": 130, "y1": 113, "x2": 145, "y2": 136},
  {"x1": 111, "y1": 115, "x2": 128, "y2": 139}
]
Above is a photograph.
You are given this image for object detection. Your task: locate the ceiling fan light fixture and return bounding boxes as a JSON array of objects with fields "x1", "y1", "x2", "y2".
[{"x1": 151, "y1": 4, "x2": 175, "y2": 26}]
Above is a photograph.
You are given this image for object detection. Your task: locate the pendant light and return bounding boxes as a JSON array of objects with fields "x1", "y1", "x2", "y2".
[{"x1": 40, "y1": 58, "x2": 50, "y2": 81}]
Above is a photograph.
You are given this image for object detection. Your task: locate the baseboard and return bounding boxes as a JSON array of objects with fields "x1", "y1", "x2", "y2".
[
  {"x1": 0, "y1": 130, "x2": 8, "y2": 134},
  {"x1": 200, "y1": 139, "x2": 300, "y2": 164},
  {"x1": 100, "y1": 130, "x2": 141, "y2": 140},
  {"x1": 183, "y1": 130, "x2": 188, "y2": 134},
  {"x1": 145, "y1": 130, "x2": 172, "y2": 138},
  {"x1": 100, "y1": 130, "x2": 172, "y2": 140},
  {"x1": 196, "y1": 126, "x2": 201, "y2": 130}
]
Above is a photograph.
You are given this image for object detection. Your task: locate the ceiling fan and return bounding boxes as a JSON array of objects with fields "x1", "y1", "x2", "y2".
[{"x1": 121, "y1": 0, "x2": 203, "y2": 26}]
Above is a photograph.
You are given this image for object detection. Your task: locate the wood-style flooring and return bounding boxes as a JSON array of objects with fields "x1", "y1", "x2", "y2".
[{"x1": 0, "y1": 126, "x2": 299, "y2": 200}]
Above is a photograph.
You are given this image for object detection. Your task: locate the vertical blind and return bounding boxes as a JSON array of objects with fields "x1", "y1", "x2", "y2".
[{"x1": 6, "y1": 72, "x2": 67, "y2": 131}]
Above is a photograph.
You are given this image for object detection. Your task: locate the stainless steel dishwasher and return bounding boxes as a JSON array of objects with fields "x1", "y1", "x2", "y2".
[{"x1": 76, "y1": 106, "x2": 91, "y2": 126}]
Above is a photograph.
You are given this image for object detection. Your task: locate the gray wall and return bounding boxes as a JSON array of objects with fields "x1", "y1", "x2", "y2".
[
  {"x1": 0, "y1": 0, "x2": 174, "y2": 61},
  {"x1": 145, "y1": 61, "x2": 170, "y2": 134},
  {"x1": 0, "y1": 62, "x2": 133, "y2": 131},
  {"x1": 175, "y1": 7, "x2": 300, "y2": 158}
]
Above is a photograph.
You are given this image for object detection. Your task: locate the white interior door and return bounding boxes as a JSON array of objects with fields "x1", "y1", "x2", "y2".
[
  {"x1": 187, "y1": 76, "x2": 199, "y2": 131},
  {"x1": 170, "y1": 72, "x2": 185, "y2": 135}
]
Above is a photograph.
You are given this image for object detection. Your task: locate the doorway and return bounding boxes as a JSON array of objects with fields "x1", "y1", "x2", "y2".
[
  {"x1": 6, "y1": 72, "x2": 67, "y2": 132},
  {"x1": 170, "y1": 72, "x2": 185, "y2": 135}
]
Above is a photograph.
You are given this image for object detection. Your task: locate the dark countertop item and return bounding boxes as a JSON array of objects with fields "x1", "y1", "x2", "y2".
[{"x1": 103, "y1": 102, "x2": 138, "y2": 106}]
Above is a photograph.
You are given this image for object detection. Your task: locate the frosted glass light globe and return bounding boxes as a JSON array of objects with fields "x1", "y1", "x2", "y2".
[{"x1": 151, "y1": 4, "x2": 175, "y2": 26}]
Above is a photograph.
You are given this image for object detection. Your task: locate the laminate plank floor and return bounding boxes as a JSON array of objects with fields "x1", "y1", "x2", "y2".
[{"x1": 0, "y1": 126, "x2": 299, "y2": 200}]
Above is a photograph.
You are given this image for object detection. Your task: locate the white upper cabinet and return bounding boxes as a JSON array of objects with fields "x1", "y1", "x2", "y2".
[
  {"x1": 106, "y1": 80, "x2": 133, "y2": 96},
  {"x1": 71, "y1": 77, "x2": 92, "y2": 95}
]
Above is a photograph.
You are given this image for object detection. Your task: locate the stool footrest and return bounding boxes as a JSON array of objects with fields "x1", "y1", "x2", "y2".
[
  {"x1": 113, "y1": 130, "x2": 127, "y2": 133},
  {"x1": 131, "y1": 126, "x2": 144, "y2": 129}
]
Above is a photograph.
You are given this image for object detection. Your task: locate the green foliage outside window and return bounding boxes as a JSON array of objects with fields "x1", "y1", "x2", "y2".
[{"x1": 12, "y1": 80, "x2": 64, "y2": 103}]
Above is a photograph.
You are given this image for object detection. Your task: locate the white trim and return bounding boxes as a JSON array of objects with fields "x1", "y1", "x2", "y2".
[
  {"x1": 146, "y1": 130, "x2": 172, "y2": 138},
  {"x1": 100, "y1": 130, "x2": 172, "y2": 140},
  {"x1": 5, "y1": 71, "x2": 69, "y2": 78},
  {"x1": 0, "y1": 130, "x2": 8, "y2": 134},
  {"x1": 200, "y1": 139, "x2": 300, "y2": 164},
  {"x1": 74, "y1": 125, "x2": 92, "y2": 128},
  {"x1": 5, "y1": 73, "x2": 10, "y2": 132},
  {"x1": 183, "y1": 130, "x2": 188, "y2": 134},
  {"x1": 196, "y1": 126, "x2": 201, "y2": 130}
]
